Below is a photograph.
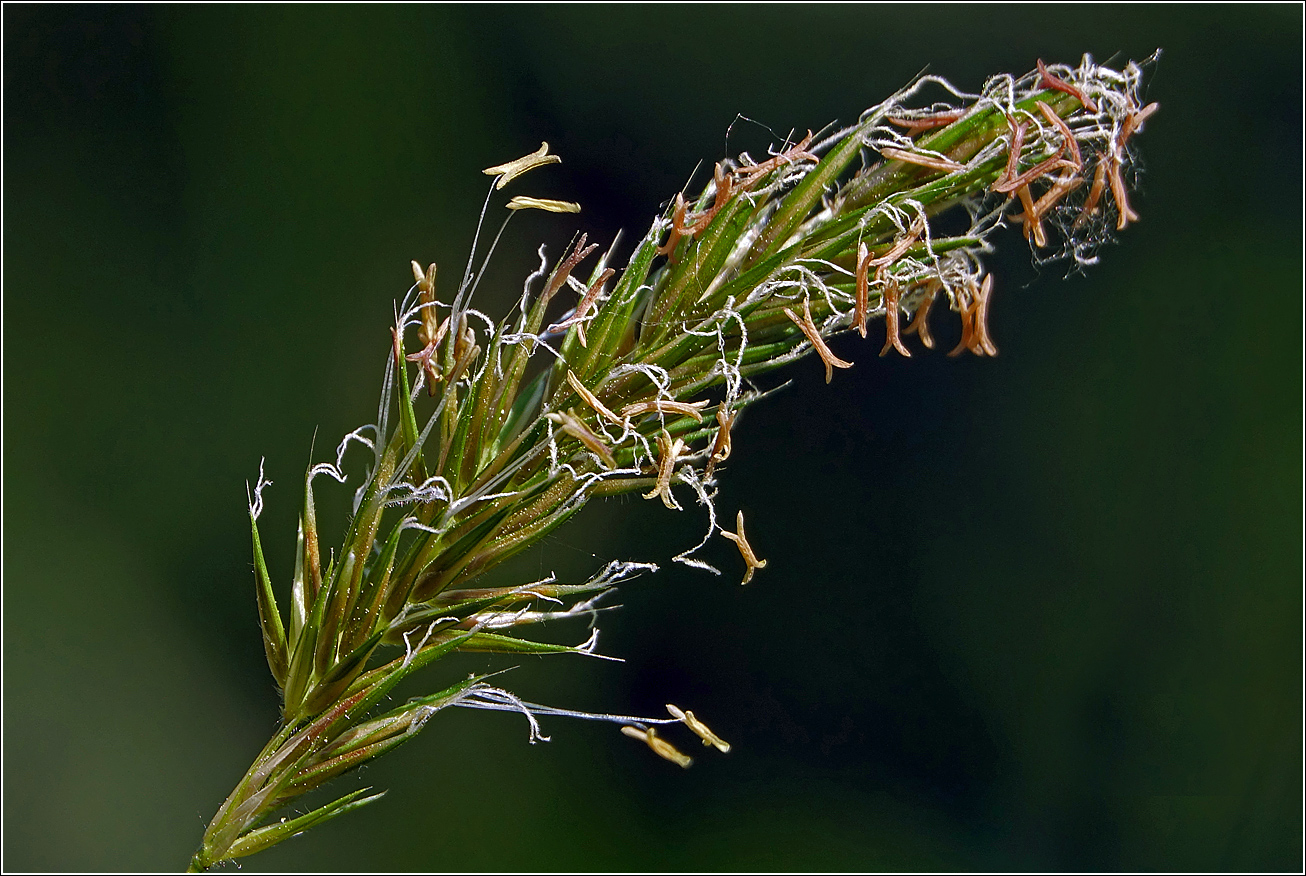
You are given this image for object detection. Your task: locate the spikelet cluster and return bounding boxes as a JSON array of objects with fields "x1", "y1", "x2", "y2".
[{"x1": 190, "y1": 55, "x2": 1157, "y2": 871}]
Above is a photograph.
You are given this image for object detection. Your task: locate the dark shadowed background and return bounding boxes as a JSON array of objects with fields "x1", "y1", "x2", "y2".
[{"x1": 4, "y1": 4, "x2": 1301, "y2": 872}]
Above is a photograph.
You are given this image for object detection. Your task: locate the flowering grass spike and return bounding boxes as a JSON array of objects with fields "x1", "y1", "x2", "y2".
[{"x1": 190, "y1": 54, "x2": 1157, "y2": 870}]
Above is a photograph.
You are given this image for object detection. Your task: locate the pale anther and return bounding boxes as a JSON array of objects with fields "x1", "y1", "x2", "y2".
[
  {"x1": 546, "y1": 409, "x2": 616, "y2": 469},
  {"x1": 721, "y1": 510, "x2": 767, "y2": 585},
  {"x1": 666, "y1": 704, "x2": 731, "y2": 753},
  {"x1": 621, "y1": 725, "x2": 693, "y2": 768},
  {"x1": 565, "y1": 370, "x2": 624, "y2": 427},
  {"x1": 643, "y1": 430, "x2": 686, "y2": 510},
  {"x1": 619, "y1": 399, "x2": 709, "y2": 423},
  {"x1": 506, "y1": 196, "x2": 581, "y2": 214},
  {"x1": 482, "y1": 142, "x2": 562, "y2": 190}
]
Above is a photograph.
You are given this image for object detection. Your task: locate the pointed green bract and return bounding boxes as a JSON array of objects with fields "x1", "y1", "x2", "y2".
[
  {"x1": 250, "y1": 512, "x2": 288, "y2": 686},
  {"x1": 223, "y1": 789, "x2": 386, "y2": 861}
]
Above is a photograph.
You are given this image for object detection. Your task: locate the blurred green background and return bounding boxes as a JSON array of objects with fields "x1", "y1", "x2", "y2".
[{"x1": 4, "y1": 4, "x2": 1301, "y2": 872}]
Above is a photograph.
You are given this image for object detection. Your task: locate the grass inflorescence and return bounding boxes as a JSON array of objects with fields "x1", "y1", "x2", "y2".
[{"x1": 189, "y1": 54, "x2": 1158, "y2": 870}]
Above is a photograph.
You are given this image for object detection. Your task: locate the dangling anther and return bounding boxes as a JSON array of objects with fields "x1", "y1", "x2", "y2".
[
  {"x1": 972, "y1": 274, "x2": 998, "y2": 356},
  {"x1": 721, "y1": 510, "x2": 767, "y2": 585},
  {"x1": 704, "y1": 406, "x2": 737, "y2": 480},
  {"x1": 666, "y1": 704, "x2": 731, "y2": 753},
  {"x1": 879, "y1": 275, "x2": 911, "y2": 358},
  {"x1": 1074, "y1": 159, "x2": 1109, "y2": 229},
  {"x1": 783, "y1": 297, "x2": 853, "y2": 384},
  {"x1": 901, "y1": 283, "x2": 937, "y2": 350},
  {"x1": 854, "y1": 242, "x2": 871, "y2": 338},
  {"x1": 620, "y1": 725, "x2": 693, "y2": 768},
  {"x1": 643, "y1": 430, "x2": 686, "y2": 510},
  {"x1": 947, "y1": 275, "x2": 998, "y2": 357}
]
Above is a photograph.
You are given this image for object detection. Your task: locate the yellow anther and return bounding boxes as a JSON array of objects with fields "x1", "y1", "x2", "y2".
[
  {"x1": 666, "y1": 704, "x2": 731, "y2": 753},
  {"x1": 620, "y1": 725, "x2": 693, "y2": 768},
  {"x1": 506, "y1": 196, "x2": 581, "y2": 214},
  {"x1": 482, "y1": 142, "x2": 562, "y2": 190},
  {"x1": 721, "y1": 510, "x2": 767, "y2": 585}
]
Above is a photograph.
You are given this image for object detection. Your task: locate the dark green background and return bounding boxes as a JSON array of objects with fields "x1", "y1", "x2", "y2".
[{"x1": 4, "y1": 4, "x2": 1301, "y2": 872}]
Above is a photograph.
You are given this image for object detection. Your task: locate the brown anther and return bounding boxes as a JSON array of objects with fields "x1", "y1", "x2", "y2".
[
  {"x1": 404, "y1": 307, "x2": 450, "y2": 395},
  {"x1": 547, "y1": 267, "x2": 616, "y2": 345},
  {"x1": 565, "y1": 370, "x2": 624, "y2": 427},
  {"x1": 993, "y1": 136, "x2": 1067, "y2": 194},
  {"x1": 1074, "y1": 159, "x2": 1109, "y2": 229},
  {"x1": 1120, "y1": 101, "x2": 1160, "y2": 144},
  {"x1": 408, "y1": 261, "x2": 441, "y2": 343},
  {"x1": 1030, "y1": 169, "x2": 1084, "y2": 222},
  {"x1": 620, "y1": 725, "x2": 693, "y2": 768},
  {"x1": 948, "y1": 294, "x2": 977, "y2": 358},
  {"x1": 618, "y1": 398, "x2": 709, "y2": 423},
  {"x1": 1107, "y1": 151, "x2": 1139, "y2": 231},
  {"x1": 868, "y1": 213, "x2": 927, "y2": 268},
  {"x1": 887, "y1": 109, "x2": 966, "y2": 137},
  {"x1": 853, "y1": 242, "x2": 871, "y2": 338},
  {"x1": 947, "y1": 276, "x2": 997, "y2": 357},
  {"x1": 643, "y1": 430, "x2": 686, "y2": 510},
  {"x1": 1014, "y1": 184, "x2": 1047, "y2": 248},
  {"x1": 1105, "y1": 102, "x2": 1157, "y2": 231},
  {"x1": 734, "y1": 130, "x2": 820, "y2": 189},
  {"x1": 1035, "y1": 100, "x2": 1083, "y2": 170},
  {"x1": 666, "y1": 704, "x2": 731, "y2": 753},
  {"x1": 704, "y1": 406, "x2": 737, "y2": 479},
  {"x1": 677, "y1": 162, "x2": 735, "y2": 238},
  {"x1": 445, "y1": 330, "x2": 480, "y2": 386},
  {"x1": 451, "y1": 313, "x2": 475, "y2": 362},
  {"x1": 543, "y1": 234, "x2": 599, "y2": 304},
  {"x1": 419, "y1": 313, "x2": 450, "y2": 352},
  {"x1": 546, "y1": 409, "x2": 617, "y2": 469},
  {"x1": 901, "y1": 284, "x2": 937, "y2": 350},
  {"x1": 880, "y1": 146, "x2": 964, "y2": 174},
  {"x1": 995, "y1": 117, "x2": 1029, "y2": 192},
  {"x1": 879, "y1": 275, "x2": 911, "y2": 358},
  {"x1": 656, "y1": 193, "x2": 688, "y2": 258},
  {"x1": 1037, "y1": 58, "x2": 1098, "y2": 113},
  {"x1": 707, "y1": 162, "x2": 735, "y2": 221},
  {"x1": 721, "y1": 510, "x2": 767, "y2": 586},
  {"x1": 783, "y1": 297, "x2": 854, "y2": 384}
]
